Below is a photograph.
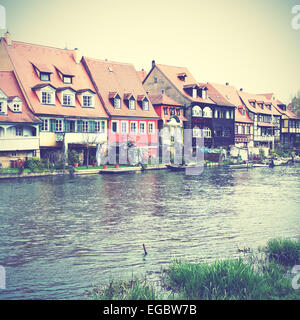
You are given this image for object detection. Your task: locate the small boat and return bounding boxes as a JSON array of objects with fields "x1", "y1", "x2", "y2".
[
  {"x1": 252, "y1": 163, "x2": 269, "y2": 167},
  {"x1": 167, "y1": 163, "x2": 202, "y2": 171},
  {"x1": 269, "y1": 158, "x2": 290, "y2": 167},
  {"x1": 223, "y1": 163, "x2": 253, "y2": 169}
]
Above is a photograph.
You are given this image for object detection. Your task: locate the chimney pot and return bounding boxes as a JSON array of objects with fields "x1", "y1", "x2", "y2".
[
  {"x1": 226, "y1": 82, "x2": 229, "y2": 86},
  {"x1": 240, "y1": 88, "x2": 243, "y2": 91},
  {"x1": 152, "y1": 60, "x2": 155, "y2": 68},
  {"x1": 162, "y1": 89, "x2": 165, "y2": 94}
]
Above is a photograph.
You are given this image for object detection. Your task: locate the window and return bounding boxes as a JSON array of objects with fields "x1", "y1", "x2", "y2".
[
  {"x1": 111, "y1": 121, "x2": 119, "y2": 133},
  {"x1": 130, "y1": 121, "x2": 137, "y2": 134},
  {"x1": 163, "y1": 107, "x2": 168, "y2": 115},
  {"x1": 176, "y1": 109, "x2": 180, "y2": 116},
  {"x1": 170, "y1": 108, "x2": 175, "y2": 116},
  {"x1": 42, "y1": 91, "x2": 54, "y2": 105},
  {"x1": 63, "y1": 76, "x2": 72, "y2": 84},
  {"x1": 202, "y1": 89, "x2": 207, "y2": 100},
  {"x1": 114, "y1": 98, "x2": 121, "y2": 109},
  {"x1": 55, "y1": 119, "x2": 63, "y2": 132},
  {"x1": 235, "y1": 125, "x2": 238, "y2": 134},
  {"x1": 193, "y1": 126, "x2": 201, "y2": 137},
  {"x1": 192, "y1": 88, "x2": 197, "y2": 98},
  {"x1": 63, "y1": 94, "x2": 74, "y2": 106},
  {"x1": 192, "y1": 105, "x2": 202, "y2": 117},
  {"x1": 11, "y1": 152, "x2": 18, "y2": 156},
  {"x1": 142, "y1": 100, "x2": 149, "y2": 111},
  {"x1": 12, "y1": 103, "x2": 20, "y2": 112},
  {"x1": 203, "y1": 127, "x2": 211, "y2": 138},
  {"x1": 41, "y1": 119, "x2": 49, "y2": 131},
  {"x1": 154, "y1": 77, "x2": 158, "y2": 83},
  {"x1": 225, "y1": 111, "x2": 230, "y2": 119},
  {"x1": 139, "y1": 122, "x2": 146, "y2": 134},
  {"x1": 0, "y1": 102, "x2": 2, "y2": 113},
  {"x1": 83, "y1": 121, "x2": 89, "y2": 132},
  {"x1": 40, "y1": 73, "x2": 50, "y2": 81},
  {"x1": 15, "y1": 127, "x2": 23, "y2": 136},
  {"x1": 83, "y1": 95, "x2": 93, "y2": 107},
  {"x1": 121, "y1": 121, "x2": 128, "y2": 134},
  {"x1": 95, "y1": 121, "x2": 105, "y2": 133},
  {"x1": 129, "y1": 99, "x2": 136, "y2": 110},
  {"x1": 148, "y1": 122, "x2": 155, "y2": 135},
  {"x1": 203, "y1": 107, "x2": 212, "y2": 118},
  {"x1": 214, "y1": 109, "x2": 218, "y2": 118}
]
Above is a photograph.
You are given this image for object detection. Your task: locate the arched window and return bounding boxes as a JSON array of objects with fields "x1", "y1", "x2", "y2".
[
  {"x1": 225, "y1": 111, "x2": 230, "y2": 119},
  {"x1": 203, "y1": 106, "x2": 212, "y2": 118},
  {"x1": 192, "y1": 105, "x2": 202, "y2": 117},
  {"x1": 203, "y1": 127, "x2": 211, "y2": 138}
]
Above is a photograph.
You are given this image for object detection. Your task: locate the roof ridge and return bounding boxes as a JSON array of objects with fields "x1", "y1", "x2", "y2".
[
  {"x1": 83, "y1": 56, "x2": 134, "y2": 67},
  {"x1": 4, "y1": 39, "x2": 75, "y2": 52}
]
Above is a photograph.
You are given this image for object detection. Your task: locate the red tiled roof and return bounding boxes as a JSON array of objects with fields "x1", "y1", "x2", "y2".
[
  {"x1": 239, "y1": 91, "x2": 281, "y2": 116},
  {"x1": 137, "y1": 69, "x2": 147, "y2": 83},
  {"x1": 83, "y1": 57, "x2": 158, "y2": 119},
  {"x1": 209, "y1": 83, "x2": 253, "y2": 124},
  {"x1": 2, "y1": 39, "x2": 108, "y2": 119},
  {"x1": 0, "y1": 71, "x2": 40, "y2": 123},
  {"x1": 272, "y1": 99, "x2": 300, "y2": 119},
  {"x1": 259, "y1": 93, "x2": 274, "y2": 100},
  {"x1": 148, "y1": 93, "x2": 183, "y2": 107},
  {"x1": 155, "y1": 64, "x2": 215, "y2": 105},
  {"x1": 199, "y1": 82, "x2": 235, "y2": 108}
]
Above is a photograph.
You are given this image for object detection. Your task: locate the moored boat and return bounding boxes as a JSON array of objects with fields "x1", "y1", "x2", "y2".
[{"x1": 223, "y1": 163, "x2": 253, "y2": 169}]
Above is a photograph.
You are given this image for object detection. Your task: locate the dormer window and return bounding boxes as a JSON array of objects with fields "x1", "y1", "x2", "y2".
[
  {"x1": 13, "y1": 103, "x2": 21, "y2": 112},
  {"x1": 249, "y1": 100, "x2": 256, "y2": 108},
  {"x1": 63, "y1": 76, "x2": 72, "y2": 84},
  {"x1": 42, "y1": 91, "x2": 54, "y2": 105},
  {"x1": 192, "y1": 88, "x2": 197, "y2": 99},
  {"x1": 142, "y1": 100, "x2": 149, "y2": 111},
  {"x1": 129, "y1": 99, "x2": 136, "y2": 110},
  {"x1": 114, "y1": 97, "x2": 121, "y2": 109},
  {"x1": 40, "y1": 72, "x2": 50, "y2": 81},
  {"x1": 178, "y1": 73, "x2": 187, "y2": 81},
  {"x1": 202, "y1": 89, "x2": 207, "y2": 100},
  {"x1": 83, "y1": 95, "x2": 93, "y2": 107},
  {"x1": 63, "y1": 93, "x2": 74, "y2": 106}
]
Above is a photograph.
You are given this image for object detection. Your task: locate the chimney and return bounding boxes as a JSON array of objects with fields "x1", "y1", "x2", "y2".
[
  {"x1": 73, "y1": 48, "x2": 82, "y2": 64},
  {"x1": 5, "y1": 31, "x2": 12, "y2": 46},
  {"x1": 162, "y1": 89, "x2": 165, "y2": 94},
  {"x1": 226, "y1": 82, "x2": 229, "y2": 86},
  {"x1": 240, "y1": 88, "x2": 243, "y2": 91},
  {"x1": 152, "y1": 60, "x2": 155, "y2": 68}
]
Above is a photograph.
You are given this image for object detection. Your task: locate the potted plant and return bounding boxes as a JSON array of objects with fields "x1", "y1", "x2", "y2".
[{"x1": 68, "y1": 150, "x2": 80, "y2": 167}]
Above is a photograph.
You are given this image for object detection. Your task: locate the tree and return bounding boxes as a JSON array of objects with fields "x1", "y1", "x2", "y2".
[{"x1": 291, "y1": 90, "x2": 300, "y2": 116}]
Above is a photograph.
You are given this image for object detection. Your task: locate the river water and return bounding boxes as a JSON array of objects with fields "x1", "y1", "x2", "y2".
[{"x1": 0, "y1": 165, "x2": 299, "y2": 299}]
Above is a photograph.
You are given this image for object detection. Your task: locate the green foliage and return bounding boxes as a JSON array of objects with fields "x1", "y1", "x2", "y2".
[
  {"x1": 264, "y1": 238, "x2": 300, "y2": 267},
  {"x1": 68, "y1": 150, "x2": 79, "y2": 165},
  {"x1": 23, "y1": 157, "x2": 44, "y2": 172},
  {"x1": 259, "y1": 148, "x2": 265, "y2": 159}
]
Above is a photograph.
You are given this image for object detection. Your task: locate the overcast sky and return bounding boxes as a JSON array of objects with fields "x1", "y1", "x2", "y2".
[{"x1": 1, "y1": 0, "x2": 300, "y2": 103}]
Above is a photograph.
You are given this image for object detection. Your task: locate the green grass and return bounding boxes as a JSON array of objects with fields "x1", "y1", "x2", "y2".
[
  {"x1": 263, "y1": 238, "x2": 300, "y2": 266},
  {"x1": 87, "y1": 238, "x2": 300, "y2": 300}
]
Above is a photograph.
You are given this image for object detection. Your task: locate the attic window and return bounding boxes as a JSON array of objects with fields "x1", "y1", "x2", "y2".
[
  {"x1": 142, "y1": 100, "x2": 149, "y2": 111},
  {"x1": 108, "y1": 67, "x2": 113, "y2": 72},
  {"x1": 178, "y1": 73, "x2": 187, "y2": 81},
  {"x1": 63, "y1": 76, "x2": 72, "y2": 84},
  {"x1": 13, "y1": 103, "x2": 21, "y2": 112},
  {"x1": 40, "y1": 72, "x2": 50, "y2": 81},
  {"x1": 114, "y1": 97, "x2": 121, "y2": 109},
  {"x1": 129, "y1": 99, "x2": 136, "y2": 110},
  {"x1": 192, "y1": 88, "x2": 197, "y2": 99}
]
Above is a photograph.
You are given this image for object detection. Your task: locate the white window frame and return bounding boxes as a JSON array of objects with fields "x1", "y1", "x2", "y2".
[
  {"x1": 192, "y1": 105, "x2": 202, "y2": 117},
  {"x1": 114, "y1": 97, "x2": 121, "y2": 109},
  {"x1": 15, "y1": 127, "x2": 23, "y2": 136},
  {"x1": 62, "y1": 93, "x2": 75, "y2": 106},
  {"x1": 203, "y1": 127, "x2": 211, "y2": 138},
  {"x1": 13, "y1": 103, "x2": 21, "y2": 112},
  {"x1": 83, "y1": 95, "x2": 93, "y2": 107},
  {"x1": 192, "y1": 88, "x2": 197, "y2": 99},
  {"x1": 40, "y1": 73, "x2": 50, "y2": 81},
  {"x1": 193, "y1": 126, "x2": 201, "y2": 137},
  {"x1": 55, "y1": 119, "x2": 63, "y2": 132},
  {"x1": 203, "y1": 106, "x2": 212, "y2": 118},
  {"x1": 41, "y1": 90, "x2": 55, "y2": 105},
  {"x1": 139, "y1": 121, "x2": 146, "y2": 134},
  {"x1": 111, "y1": 120, "x2": 119, "y2": 134},
  {"x1": 121, "y1": 121, "x2": 128, "y2": 134},
  {"x1": 148, "y1": 122, "x2": 155, "y2": 135},
  {"x1": 129, "y1": 99, "x2": 136, "y2": 110},
  {"x1": 130, "y1": 121, "x2": 137, "y2": 134},
  {"x1": 142, "y1": 100, "x2": 149, "y2": 111},
  {"x1": 82, "y1": 120, "x2": 89, "y2": 133},
  {"x1": 63, "y1": 76, "x2": 72, "y2": 84},
  {"x1": 41, "y1": 118, "x2": 49, "y2": 131}
]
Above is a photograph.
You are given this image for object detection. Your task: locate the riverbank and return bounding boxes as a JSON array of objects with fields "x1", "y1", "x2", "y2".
[{"x1": 87, "y1": 238, "x2": 300, "y2": 300}]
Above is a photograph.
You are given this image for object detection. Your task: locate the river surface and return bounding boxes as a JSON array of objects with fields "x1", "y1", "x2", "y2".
[{"x1": 0, "y1": 165, "x2": 299, "y2": 299}]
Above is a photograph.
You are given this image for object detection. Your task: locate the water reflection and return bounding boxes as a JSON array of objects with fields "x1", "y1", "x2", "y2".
[{"x1": 0, "y1": 165, "x2": 299, "y2": 299}]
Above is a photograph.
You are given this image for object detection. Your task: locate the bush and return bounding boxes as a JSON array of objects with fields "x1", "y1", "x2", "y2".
[
  {"x1": 68, "y1": 150, "x2": 79, "y2": 166},
  {"x1": 23, "y1": 157, "x2": 44, "y2": 172}
]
